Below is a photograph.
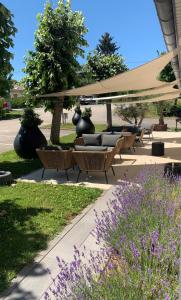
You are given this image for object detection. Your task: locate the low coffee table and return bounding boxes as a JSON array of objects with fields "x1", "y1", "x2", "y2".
[{"x1": 152, "y1": 142, "x2": 164, "y2": 156}]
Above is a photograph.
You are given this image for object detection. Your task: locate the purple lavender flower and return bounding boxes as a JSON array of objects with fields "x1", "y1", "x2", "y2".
[{"x1": 130, "y1": 241, "x2": 140, "y2": 259}]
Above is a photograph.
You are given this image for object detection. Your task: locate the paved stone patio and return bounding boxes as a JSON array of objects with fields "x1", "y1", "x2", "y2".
[{"x1": 19, "y1": 131, "x2": 181, "y2": 189}]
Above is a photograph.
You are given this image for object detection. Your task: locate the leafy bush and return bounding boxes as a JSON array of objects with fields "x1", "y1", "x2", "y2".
[
  {"x1": 82, "y1": 107, "x2": 92, "y2": 118},
  {"x1": 0, "y1": 99, "x2": 5, "y2": 118},
  {"x1": 164, "y1": 104, "x2": 181, "y2": 118},
  {"x1": 45, "y1": 168, "x2": 180, "y2": 299},
  {"x1": 74, "y1": 104, "x2": 82, "y2": 114},
  {"x1": 114, "y1": 103, "x2": 148, "y2": 125},
  {"x1": 20, "y1": 108, "x2": 42, "y2": 128},
  {"x1": 11, "y1": 97, "x2": 27, "y2": 109}
]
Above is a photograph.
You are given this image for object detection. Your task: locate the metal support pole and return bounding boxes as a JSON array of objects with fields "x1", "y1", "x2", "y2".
[{"x1": 106, "y1": 102, "x2": 112, "y2": 129}]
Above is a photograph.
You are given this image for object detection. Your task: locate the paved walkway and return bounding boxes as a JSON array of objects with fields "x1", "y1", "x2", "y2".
[{"x1": 1, "y1": 186, "x2": 115, "y2": 300}]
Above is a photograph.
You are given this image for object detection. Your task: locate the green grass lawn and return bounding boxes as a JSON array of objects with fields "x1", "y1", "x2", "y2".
[
  {"x1": 42, "y1": 123, "x2": 107, "y2": 132},
  {"x1": 0, "y1": 182, "x2": 102, "y2": 292},
  {"x1": 0, "y1": 151, "x2": 42, "y2": 178},
  {"x1": 0, "y1": 110, "x2": 23, "y2": 121}
]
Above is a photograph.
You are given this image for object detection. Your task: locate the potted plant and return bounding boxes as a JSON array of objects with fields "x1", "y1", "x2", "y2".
[
  {"x1": 14, "y1": 108, "x2": 47, "y2": 159},
  {"x1": 76, "y1": 107, "x2": 95, "y2": 137},
  {"x1": 153, "y1": 101, "x2": 168, "y2": 131},
  {"x1": 72, "y1": 104, "x2": 82, "y2": 125}
]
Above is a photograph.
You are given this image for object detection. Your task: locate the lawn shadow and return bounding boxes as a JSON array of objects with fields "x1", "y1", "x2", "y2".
[
  {"x1": 0, "y1": 159, "x2": 42, "y2": 178},
  {"x1": 0, "y1": 200, "x2": 51, "y2": 293},
  {"x1": 0, "y1": 112, "x2": 22, "y2": 121}
]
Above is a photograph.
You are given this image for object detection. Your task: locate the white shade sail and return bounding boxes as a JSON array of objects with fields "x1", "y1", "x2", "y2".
[
  {"x1": 40, "y1": 47, "x2": 181, "y2": 98},
  {"x1": 111, "y1": 91, "x2": 180, "y2": 105},
  {"x1": 81, "y1": 80, "x2": 180, "y2": 102}
]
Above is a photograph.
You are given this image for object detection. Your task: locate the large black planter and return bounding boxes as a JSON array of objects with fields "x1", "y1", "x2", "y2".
[
  {"x1": 72, "y1": 111, "x2": 81, "y2": 126},
  {"x1": 14, "y1": 126, "x2": 47, "y2": 159},
  {"x1": 76, "y1": 117, "x2": 95, "y2": 137}
]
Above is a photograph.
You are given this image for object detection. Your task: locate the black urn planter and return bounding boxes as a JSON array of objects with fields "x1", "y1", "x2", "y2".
[
  {"x1": 72, "y1": 111, "x2": 81, "y2": 126},
  {"x1": 76, "y1": 117, "x2": 95, "y2": 137},
  {"x1": 14, "y1": 126, "x2": 47, "y2": 159}
]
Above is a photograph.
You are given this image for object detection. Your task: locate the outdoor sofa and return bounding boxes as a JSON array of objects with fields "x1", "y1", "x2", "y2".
[
  {"x1": 36, "y1": 131, "x2": 137, "y2": 183},
  {"x1": 105, "y1": 125, "x2": 145, "y2": 145},
  {"x1": 73, "y1": 133, "x2": 125, "y2": 183}
]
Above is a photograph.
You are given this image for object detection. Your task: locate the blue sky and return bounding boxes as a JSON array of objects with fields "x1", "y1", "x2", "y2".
[{"x1": 2, "y1": 0, "x2": 166, "y2": 81}]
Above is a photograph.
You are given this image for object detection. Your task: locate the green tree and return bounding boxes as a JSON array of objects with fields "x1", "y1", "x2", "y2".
[
  {"x1": 114, "y1": 103, "x2": 148, "y2": 125},
  {"x1": 96, "y1": 32, "x2": 119, "y2": 55},
  {"x1": 87, "y1": 52, "x2": 127, "y2": 81},
  {"x1": 87, "y1": 33, "x2": 128, "y2": 128},
  {"x1": 0, "y1": 3, "x2": 17, "y2": 97},
  {"x1": 23, "y1": 0, "x2": 88, "y2": 144}
]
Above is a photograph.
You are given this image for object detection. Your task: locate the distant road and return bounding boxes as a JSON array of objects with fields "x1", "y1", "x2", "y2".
[
  {"x1": 0, "y1": 108, "x2": 72, "y2": 153},
  {"x1": 0, "y1": 107, "x2": 178, "y2": 153}
]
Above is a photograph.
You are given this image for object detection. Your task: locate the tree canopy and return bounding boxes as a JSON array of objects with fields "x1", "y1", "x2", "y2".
[
  {"x1": 23, "y1": 0, "x2": 88, "y2": 109},
  {"x1": 158, "y1": 51, "x2": 176, "y2": 83},
  {"x1": 23, "y1": 0, "x2": 88, "y2": 143},
  {"x1": 96, "y1": 32, "x2": 119, "y2": 55},
  {"x1": 0, "y1": 3, "x2": 17, "y2": 98},
  {"x1": 88, "y1": 52, "x2": 128, "y2": 81},
  {"x1": 156, "y1": 51, "x2": 176, "y2": 125},
  {"x1": 87, "y1": 32, "x2": 128, "y2": 82},
  {"x1": 114, "y1": 103, "x2": 148, "y2": 125}
]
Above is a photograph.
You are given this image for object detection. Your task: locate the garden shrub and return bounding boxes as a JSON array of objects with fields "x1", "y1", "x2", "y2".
[
  {"x1": 45, "y1": 168, "x2": 180, "y2": 300},
  {"x1": 0, "y1": 99, "x2": 5, "y2": 118},
  {"x1": 11, "y1": 97, "x2": 27, "y2": 109},
  {"x1": 165, "y1": 104, "x2": 181, "y2": 118}
]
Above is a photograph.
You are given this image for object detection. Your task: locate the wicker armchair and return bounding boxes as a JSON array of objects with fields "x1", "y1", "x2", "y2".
[
  {"x1": 36, "y1": 149, "x2": 74, "y2": 180},
  {"x1": 142, "y1": 124, "x2": 154, "y2": 139},
  {"x1": 121, "y1": 133, "x2": 136, "y2": 152},
  {"x1": 72, "y1": 149, "x2": 115, "y2": 183},
  {"x1": 74, "y1": 137, "x2": 84, "y2": 146},
  {"x1": 135, "y1": 129, "x2": 145, "y2": 145}
]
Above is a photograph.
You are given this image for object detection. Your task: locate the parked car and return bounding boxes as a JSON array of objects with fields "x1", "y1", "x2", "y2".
[
  {"x1": 79, "y1": 96, "x2": 96, "y2": 105},
  {"x1": 3, "y1": 101, "x2": 11, "y2": 110}
]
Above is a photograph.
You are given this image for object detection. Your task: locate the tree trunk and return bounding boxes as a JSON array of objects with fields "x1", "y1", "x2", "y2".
[
  {"x1": 174, "y1": 99, "x2": 178, "y2": 105},
  {"x1": 159, "y1": 111, "x2": 164, "y2": 125},
  {"x1": 50, "y1": 97, "x2": 64, "y2": 144},
  {"x1": 138, "y1": 116, "x2": 144, "y2": 126},
  {"x1": 106, "y1": 102, "x2": 112, "y2": 129}
]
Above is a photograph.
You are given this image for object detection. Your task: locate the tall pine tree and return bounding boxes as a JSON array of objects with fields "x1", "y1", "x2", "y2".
[
  {"x1": 96, "y1": 32, "x2": 119, "y2": 55},
  {"x1": 87, "y1": 33, "x2": 128, "y2": 128}
]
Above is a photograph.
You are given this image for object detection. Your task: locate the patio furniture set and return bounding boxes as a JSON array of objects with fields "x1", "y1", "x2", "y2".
[{"x1": 36, "y1": 126, "x2": 147, "y2": 183}]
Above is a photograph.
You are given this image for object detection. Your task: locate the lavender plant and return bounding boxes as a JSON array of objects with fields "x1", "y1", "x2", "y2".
[{"x1": 45, "y1": 168, "x2": 180, "y2": 299}]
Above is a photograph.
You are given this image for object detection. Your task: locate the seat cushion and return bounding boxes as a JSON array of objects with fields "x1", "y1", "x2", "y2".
[
  {"x1": 112, "y1": 132, "x2": 123, "y2": 137},
  {"x1": 75, "y1": 145, "x2": 107, "y2": 151},
  {"x1": 102, "y1": 134, "x2": 121, "y2": 147},
  {"x1": 82, "y1": 134, "x2": 102, "y2": 146},
  {"x1": 101, "y1": 132, "x2": 112, "y2": 135}
]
